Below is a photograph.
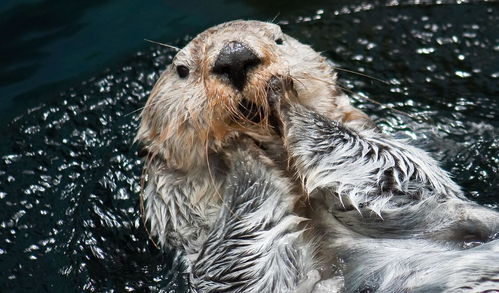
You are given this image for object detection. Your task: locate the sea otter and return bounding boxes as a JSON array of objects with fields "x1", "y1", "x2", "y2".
[
  {"x1": 136, "y1": 20, "x2": 372, "y2": 255},
  {"x1": 136, "y1": 20, "x2": 499, "y2": 292}
]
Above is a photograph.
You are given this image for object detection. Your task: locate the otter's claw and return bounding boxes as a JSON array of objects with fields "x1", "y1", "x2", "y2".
[
  {"x1": 267, "y1": 76, "x2": 295, "y2": 107},
  {"x1": 267, "y1": 76, "x2": 296, "y2": 137},
  {"x1": 267, "y1": 76, "x2": 284, "y2": 107}
]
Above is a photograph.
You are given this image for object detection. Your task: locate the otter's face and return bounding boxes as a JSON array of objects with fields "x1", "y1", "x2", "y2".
[{"x1": 137, "y1": 20, "x2": 351, "y2": 168}]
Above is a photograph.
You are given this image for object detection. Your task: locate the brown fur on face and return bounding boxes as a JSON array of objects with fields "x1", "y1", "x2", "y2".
[{"x1": 136, "y1": 20, "x2": 372, "y2": 170}]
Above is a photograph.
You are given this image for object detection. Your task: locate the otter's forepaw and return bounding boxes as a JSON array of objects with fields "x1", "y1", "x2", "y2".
[
  {"x1": 267, "y1": 76, "x2": 284, "y2": 107},
  {"x1": 267, "y1": 76, "x2": 296, "y2": 136},
  {"x1": 267, "y1": 76, "x2": 296, "y2": 107}
]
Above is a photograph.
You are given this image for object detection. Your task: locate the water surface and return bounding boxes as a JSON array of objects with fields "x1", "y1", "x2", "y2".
[{"x1": 0, "y1": 1, "x2": 497, "y2": 292}]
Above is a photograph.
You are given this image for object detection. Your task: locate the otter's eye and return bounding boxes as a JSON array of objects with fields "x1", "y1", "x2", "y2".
[
  {"x1": 176, "y1": 65, "x2": 189, "y2": 78},
  {"x1": 275, "y1": 38, "x2": 284, "y2": 45}
]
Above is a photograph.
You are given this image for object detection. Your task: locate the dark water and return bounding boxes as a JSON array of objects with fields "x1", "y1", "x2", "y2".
[
  {"x1": 0, "y1": 0, "x2": 339, "y2": 123},
  {"x1": 1, "y1": 0, "x2": 498, "y2": 292}
]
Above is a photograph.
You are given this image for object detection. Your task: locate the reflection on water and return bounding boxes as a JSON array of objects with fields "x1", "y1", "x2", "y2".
[{"x1": 0, "y1": 1, "x2": 498, "y2": 292}]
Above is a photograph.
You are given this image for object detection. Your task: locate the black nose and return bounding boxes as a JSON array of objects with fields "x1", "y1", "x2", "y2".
[{"x1": 213, "y1": 41, "x2": 261, "y2": 91}]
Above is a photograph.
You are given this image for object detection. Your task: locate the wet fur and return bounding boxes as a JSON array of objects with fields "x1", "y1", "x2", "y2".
[
  {"x1": 136, "y1": 20, "x2": 371, "y2": 256},
  {"x1": 272, "y1": 84, "x2": 499, "y2": 292},
  {"x1": 136, "y1": 20, "x2": 499, "y2": 292},
  {"x1": 191, "y1": 143, "x2": 318, "y2": 293},
  {"x1": 280, "y1": 101, "x2": 499, "y2": 244}
]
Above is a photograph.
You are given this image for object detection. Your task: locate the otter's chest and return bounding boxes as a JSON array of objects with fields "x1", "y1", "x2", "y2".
[{"x1": 143, "y1": 170, "x2": 223, "y2": 254}]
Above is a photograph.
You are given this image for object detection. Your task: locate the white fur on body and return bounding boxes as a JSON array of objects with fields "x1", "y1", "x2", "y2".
[
  {"x1": 191, "y1": 145, "x2": 317, "y2": 293},
  {"x1": 143, "y1": 161, "x2": 223, "y2": 254},
  {"x1": 144, "y1": 142, "x2": 322, "y2": 292},
  {"x1": 276, "y1": 100, "x2": 499, "y2": 292},
  {"x1": 280, "y1": 101, "x2": 499, "y2": 244},
  {"x1": 340, "y1": 236, "x2": 499, "y2": 293},
  {"x1": 143, "y1": 100, "x2": 499, "y2": 292},
  {"x1": 318, "y1": 203, "x2": 499, "y2": 293}
]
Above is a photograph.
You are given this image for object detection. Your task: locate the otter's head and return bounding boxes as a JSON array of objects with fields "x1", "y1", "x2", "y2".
[{"x1": 137, "y1": 20, "x2": 363, "y2": 169}]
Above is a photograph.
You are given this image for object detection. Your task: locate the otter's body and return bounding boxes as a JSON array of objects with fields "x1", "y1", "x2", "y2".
[{"x1": 136, "y1": 20, "x2": 499, "y2": 292}]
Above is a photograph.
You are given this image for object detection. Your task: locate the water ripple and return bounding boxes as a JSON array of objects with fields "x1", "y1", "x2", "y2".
[{"x1": 0, "y1": 1, "x2": 498, "y2": 292}]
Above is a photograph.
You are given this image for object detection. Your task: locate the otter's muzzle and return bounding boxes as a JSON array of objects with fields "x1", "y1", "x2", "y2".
[{"x1": 213, "y1": 41, "x2": 261, "y2": 91}]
